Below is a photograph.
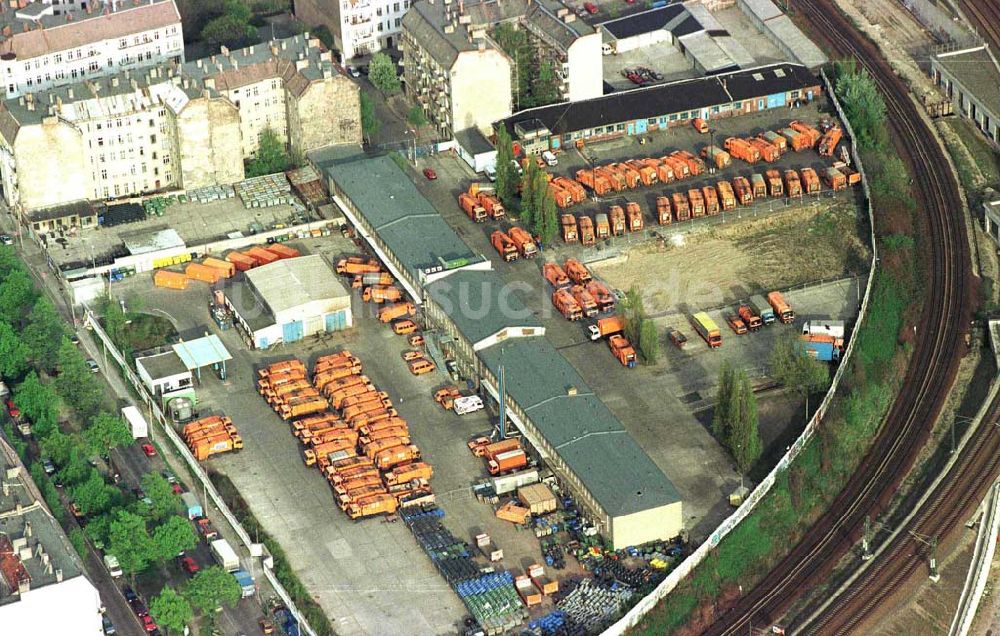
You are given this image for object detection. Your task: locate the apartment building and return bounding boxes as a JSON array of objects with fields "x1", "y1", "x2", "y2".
[
  {"x1": 0, "y1": 34, "x2": 362, "y2": 216},
  {"x1": 0, "y1": 0, "x2": 184, "y2": 98},
  {"x1": 293, "y1": 0, "x2": 412, "y2": 59},
  {"x1": 0, "y1": 441, "x2": 103, "y2": 634},
  {"x1": 399, "y1": 0, "x2": 602, "y2": 138}
]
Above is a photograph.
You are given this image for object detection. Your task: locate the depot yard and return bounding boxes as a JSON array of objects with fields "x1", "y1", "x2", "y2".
[{"x1": 109, "y1": 235, "x2": 605, "y2": 635}]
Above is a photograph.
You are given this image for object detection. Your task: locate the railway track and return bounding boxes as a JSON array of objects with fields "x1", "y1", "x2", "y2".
[
  {"x1": 957, "y1": 0, "x2": 1000, "y2": 52},
  {"x1": 703, "y1": 0, "x2": 972, "y2": 633}
]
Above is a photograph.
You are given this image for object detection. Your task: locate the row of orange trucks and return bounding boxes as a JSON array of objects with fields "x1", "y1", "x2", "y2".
[
  {"x1": 467, "y1": 436, "x2": 529, "y2": 475},
  {"x1": 334, "y1": 255, "x2": 422, "y2": 335},
  {"x1": 153, "y1": 243, "x2": 301, "y2": 290},
  {"x1": 259, "y1": 355, "x2": 434, "y2": 519},
  {"x1": 692, "y1": 291, "x2": 795, "y2": 349},
  {"x1": 557, "y1": 165, "x2": 855, "y2": 245},
  {"x1": 457, "y1": 184, "x2": 507, "y2": 223},
  {"x1": 182, "y1": 416, "x2": 243, "y2": 461}
]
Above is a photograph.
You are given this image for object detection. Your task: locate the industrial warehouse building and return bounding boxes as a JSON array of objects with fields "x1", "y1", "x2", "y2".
[
  {"x1": 225, "y1": 255, "x2": 352, "y2": 349},
  {"x1": 930, "y1": 45, "x2": 1000, "y2": 146},
  {"x1": 499, "y1": 62, "x2": 822, "y2": 154},
  {"x1": 327, "y1": 155, "x2": 684, "y2": 548}
]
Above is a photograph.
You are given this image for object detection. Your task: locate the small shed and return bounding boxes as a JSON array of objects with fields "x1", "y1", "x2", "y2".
[
  {"x1": 455, "y1": 128, "x2": 498, "y2": 174},
  {"x1": 136, "y1": 350, "x2": 194, "y2": 398},
  {"x1": 517, "y1": 483, "x2": 557, "y2": 515}
]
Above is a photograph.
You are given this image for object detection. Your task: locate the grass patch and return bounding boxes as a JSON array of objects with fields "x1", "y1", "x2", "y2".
[
  {"x1": 943, "y1": 118, "x2": 1000, "y2": 185},
  {"x1": 126, "y1": 314, "x2": 178, "y2": 352},
  {"x1": 209, "y1": 470, "x2": 336, "y2": 636}
]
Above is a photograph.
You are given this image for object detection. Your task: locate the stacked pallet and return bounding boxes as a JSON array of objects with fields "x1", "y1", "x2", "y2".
[
  {"x1": 188, "y1": 184, "x2": 236, "y2": 204},
  {"x1": 182, "y1": 416, "x2": 243, "y2": 461},
  {"x1": 257, "y1": 360, "x2": 328, "y2": 420}
]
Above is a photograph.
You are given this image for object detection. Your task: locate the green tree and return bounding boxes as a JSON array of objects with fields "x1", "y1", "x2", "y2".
[
  {"x1": 407, "y1": 105, "x2": 427, "y2": 128},
  {"x1": 99, "y1": 295, "x2": 131, "y2": 357},
  {"x1": 834, "y1": 60, "x2": 887, "y2": 152},
  {"x1": 359, "y1": 92, "x2": 380, "y2": 143},
  {"x1": 68, "y1": 528, "x2": 88, "y2": 559},
  {"x1": 246, "y1": 127, "x2": 291, "y2": 178},
  {"x1": 620, "y1": 286, "x2": 645, "y2": 344},
  {"x1": 201, "y1": 0, "x2": 256, "y2": 49},
  {"x1": 531, "y1": 60, "x2": 560, "y2": 107},
  {"x1": 184, "y1": 566, "x2": 242, "y2": 613},
  {"x1": 537, "y1": 190, "x2": 559, "y2": 245},
  {"x1": 14, "y1": 372, "x2": 59, "y2": 436},
  {"x1": 0, "y1": 321, "x2": 30, "y2": 379},
  {"x1": 142, "y1": 472, "x2": 182, "y2": 523},
  {"x1": 529, "y1": 167, "x2": 549, "y2": 236},
  {"x1": 638, "y1": 318, "x2": 659, "y2": 364},
  {"x1": 21, "y1": 298, "x2": 65, "y2": 371},
  {"x1": 57, "y1": 446, "x2": 93, "y2": 487},
  {"x1": 368, "y1": 52, "x2": 400, "y2": 93},
  {"x1": 519, "y1": 159, "x2": 539, "y2": 228},
  {"x1": 150, "y1": 587, "x2": 194, "y2": 635},
  {"x1": 55, "y1": 339, "x2": 103, "y2": 418},
  {"x1": 70, "y1": 469, "x2": 120, "y2": 516},
  {"x1": 85, "y1": 512, "x2": 113, "y2": 549},
  {"x1": 107, "y1": 509, "x2": 156, "y2": 575},
  {"x1": 152, "y1": 516, "x2": 198, "y2": 563},
  {"x1": 0, "y1": 269, "x2": 36, "y2": 324},
  {"x1": 494, "y1": 126, "x2": 517, "y2": 208},
  {"x1": 39, "y1": 429, "x2": 74, "y2": 467},
  {"x1": 728, "y1": 370, "x2": 761, "y2": 473},
  {"x1": 84, "y1": 412, "x2": 133, "y2": 465},
  {"x1": 713, "y1": 360, "x2": 735, "y2": 440},
  {"x1": 770, "y1": 331, "x2": 831, "y2": 417}
]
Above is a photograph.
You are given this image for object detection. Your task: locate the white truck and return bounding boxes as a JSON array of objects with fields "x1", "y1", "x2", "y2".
[
  {"x1": 104, "y1": 554, "x2": 123, "y2": 578},
  {"x1": 453, "y1": 395, "x2": 484, "y2": 416},
  {"x1": 121, "y1": 405, "x2": 148, "y2": 439},
  {"x1": 802, "y1": 320, "x2": 846, "y2": 339},
  {"x1": 209, "y1": 539, "x2": 240, "y2": 572}
]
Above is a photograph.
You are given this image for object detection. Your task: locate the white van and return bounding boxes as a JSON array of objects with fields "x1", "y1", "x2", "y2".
[
  {"x1": 104, "y1": 554, "x2": 123, "y2": 578},
  {"x1": 541, "y1": 150, "x2": 558, "y2": 166},
  {"x1": 454, "y1": 395, "x2": 485, "y2": 416},
  {"x1": 484, "y1": 164, "x2": 497, "y2": 182}
]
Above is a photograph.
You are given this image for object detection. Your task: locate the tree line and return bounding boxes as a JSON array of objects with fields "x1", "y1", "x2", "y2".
[{"x1": 0, "y1": 248, "x2": 237, "y2": 635}]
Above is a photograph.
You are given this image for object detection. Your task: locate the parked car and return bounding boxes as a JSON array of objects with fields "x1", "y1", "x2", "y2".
[
  {"x1": 541, "y1": 150, "x2": 558, "y2": 166},
  {"x1": 102, "y1": 616, "x2": 116, "y2": 635},
  {"x1": 131, "y1": 597, "x2": 149, "y2": 618},
  {"x1": 179, "y1": 555, "x2": 200, "y2": 575},
  {"x1": 0, "y1": 234, "x2": 12, "y2": 246},
  {"x1": 69, "y1": 334, "x2": 80, "y2": 346},
  {"x1": 122, "y1": 586, "x2": 138, "y2": 604},
  {"x1": 422, "y1": 168, "x2": 437, "y2": 180},
  {"x1": 346, "y1": 66, "x2": 361, "y2": 78},
  {"x1": 5, "y1": 399, "x2": 19, "y2": 418},
  {"x1": 583, "y1": 2, "x2": 598, "y2": 13},
  {"x1": 41, "y1": 457, "x2": 55, "y2": 475},
  {"x1": 141, "y1": 444, "x2": 157, "y2": 457},
  {"x1": 141, "y1": 615, "x2": 158, "y2": 632},
  {"x1": 85, "y1": 359, "x2": 99, "y2": 373}
]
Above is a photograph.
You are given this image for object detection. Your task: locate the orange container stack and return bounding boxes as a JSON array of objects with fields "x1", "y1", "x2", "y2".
[
  {"x1": 202, "y1": 257, "x2": 235, "y2": 278},
  {"x1": 185, "y1": 263, "x2": 222, "y2": 284},
  {"x1": 226, "y1": 252, "x2": 257, "y2": 272},
  {"x1": 266, "y1": 243, "x2": 301, "y2": 259},
  {"x1": 245, "y1": 246, "x2": 280, "y2": 266},
  {"x1": 153, "y1": 270, "x2": 190, "y2": 290}
]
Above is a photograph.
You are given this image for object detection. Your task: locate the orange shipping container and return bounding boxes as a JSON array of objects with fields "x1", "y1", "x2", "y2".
[
  {"x1": 266, "y1": 243, "x2": 301, "y2": 259},
  {"x1": 202, "y1": 257, "x2": 235, "y2": 278},
  {"x1": 246, "y1": 247, "x2": 280, "y2": 266},
  {"x1": 153, "y1": 270, "x2": 189, "y2": 290},
  {"x1": 226, "y1": 252, "x2": 256, "y2": 271},
  {"x1": 185, "y1": 263, "x2": 221, "y2": 284}
]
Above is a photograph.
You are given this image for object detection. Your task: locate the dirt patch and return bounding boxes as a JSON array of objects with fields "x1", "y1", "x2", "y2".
[{"x1": 594, "y1": 200, "x2": 870, "y2": 314}]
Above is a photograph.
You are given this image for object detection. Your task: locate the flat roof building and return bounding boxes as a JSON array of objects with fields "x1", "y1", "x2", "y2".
[
  {"x1": 136, "y1": 350, "x2": 194, "y2": 401},
  {"x1": 499, "y1": 62, "x2": 821, "y2": 154},
  {"x1": 736, "y1": 0, "x2": 827, "y2": 69},
  {"x1": 226, "y1": 255, "x2": 353, "y2": 350},
  {"x1": 931, "y1": 45, "x2": 1000, "y2": 146},
  {"x1": 326, "y1": 154, "x2": 489, "y2": 300},
  {"x1": 0, "y1": 439, "x2": 102, "y2": 633}
]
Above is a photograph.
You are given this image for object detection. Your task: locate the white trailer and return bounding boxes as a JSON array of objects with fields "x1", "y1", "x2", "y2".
[
  {"x1": 210, "y1": 539, "x2": 240, "y2": 572},
  {"x1": 802, "y1": 320, "x2": 846, "y2": 339},
  {"x1": 121, "y1": 405, "x2": 149, "y2": 439}
]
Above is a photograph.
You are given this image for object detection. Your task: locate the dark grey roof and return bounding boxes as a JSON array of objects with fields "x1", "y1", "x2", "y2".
[
  {"x1": 523, "y1": 0, "x2": 595, "y2": 52},
  {"x1": 403, "y1": 0, "x2": 503, "y2": 69},
  {"x1": 136, "y1": 350, "x2": 189, "y2": 380},
  {"x1": 671, "y1": 14, "x2": 702, "y2": 38},
  {"x1": 935, "y1": 46, "x2": 1000, "y2": 119},
  {"x1": 455, "y1": 127, "x2": 495, "y2": 155},
  {"x1": 27, "y1": 200, "x2": 96, "y2": 223},
  {"x1": 601, "y1": 4, "x2": 685, "y2": 40},
  {"x1": 225, "y1": 279, "x2": 275, "y2": 331},
  {"x1": 326, "y1": 155, "x2": 484, "y2": 285},
  {"x1": 425, "y1": 269, "x2": 541, "y2": 346},
  {"x1": 479, "y1": 338, "x2": 681, "y2": 518},
  {"x1": 499, "y1": 62, "x2": 819, "y2": 137}
]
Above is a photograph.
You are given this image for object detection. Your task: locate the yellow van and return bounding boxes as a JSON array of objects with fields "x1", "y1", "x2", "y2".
[
  {"x1": 408, "y1": 358, "x2": 436, "y2": 376},
  {"x1": 393, "y1": 319, "x2": 418, "y2": 335}
]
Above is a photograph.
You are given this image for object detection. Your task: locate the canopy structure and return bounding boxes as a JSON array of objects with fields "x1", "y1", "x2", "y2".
[{"x1": 172, "y1": 335, "x2": 233, "y2": 380}]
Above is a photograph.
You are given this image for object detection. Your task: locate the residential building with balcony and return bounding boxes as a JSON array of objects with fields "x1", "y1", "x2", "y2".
[
  {"x1": 521, "y1": 0, "x2": 601, "y2": 102},
  {"x1": 293, "y1": 0, "x2": 412, "y2": 59},
  {"x1": 0, "y1": 0, "x2": 184, "y2": 99}
]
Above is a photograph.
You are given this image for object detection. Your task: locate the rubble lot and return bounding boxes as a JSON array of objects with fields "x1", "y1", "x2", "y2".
[{"x1": 108, "y1": 236, "x2": 582, "y2": 635}]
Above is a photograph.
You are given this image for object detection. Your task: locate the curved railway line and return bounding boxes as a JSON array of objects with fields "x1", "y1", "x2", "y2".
[
  {"x1": 704, "y1": 0, "x2": 973, "y2": 633},
  {"x1": 958, "y1": 0, "x2": 1000, "y2": 52}
]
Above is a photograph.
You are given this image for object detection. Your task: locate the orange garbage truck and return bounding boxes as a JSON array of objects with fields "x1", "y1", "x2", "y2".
[{"x1": 378, "y1": 302, "x2": 415, "y2": 323}]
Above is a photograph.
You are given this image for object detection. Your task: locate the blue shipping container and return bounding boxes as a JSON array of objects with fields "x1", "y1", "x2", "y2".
[
  {"x1": 803, "y1": 341, "x2": 839, "y2": 362},
  {"x1": 232, "y1": 569, "x2": 255, "y2": 598}
]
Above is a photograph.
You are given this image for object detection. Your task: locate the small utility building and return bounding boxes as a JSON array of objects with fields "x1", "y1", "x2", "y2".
[
  {"x1": 136, "y1": 350, "x2": 194, "y2": 399},
  {"x1": 226, "y1": 255, "x2": 352, "y2": 349}
]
